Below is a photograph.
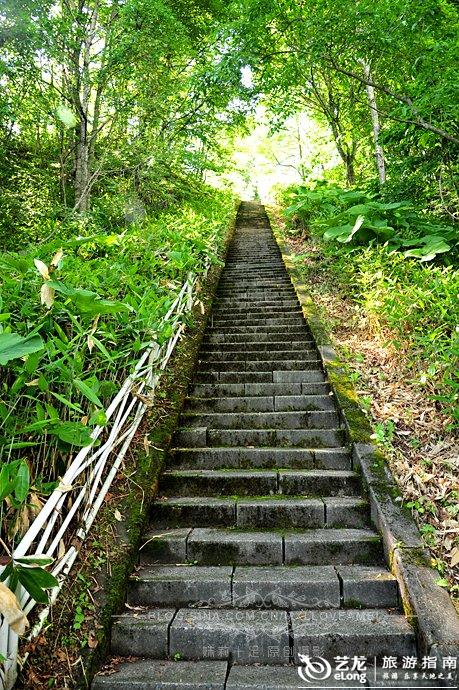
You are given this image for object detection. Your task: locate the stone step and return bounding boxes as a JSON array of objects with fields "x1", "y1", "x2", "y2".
[
  {"x1": 110, "y1": 607, "x2": 414, "y2": 663},
  {"x1": 206, "y1": 324, "x2": 310, "y2": 334},
  {"x1": 203, "y1": 335, "x2": 315, "y2": 345},
  {"x1": 291, "y1": 608, "x2": 416, "y2": 660},
  {"x1": 212, "y1": 301, "x2": 299, "y2": 312},
  {"x1": 213, "y1": 299, "x2": 299, "y2": 309},
  {"x1": 185, "y1": 394, "x2": 335, "y2": 413},
  {"x1": 170, "y1": 446, "x2": 351, "y2": 470},
  {"x1": 211, "y1": 317, "x2": 305, "y2": 328},
  {"x1": 92, "y1": 660, "x2": 228, "y2": 690},
  {"x1": 151, "y1": 496, "x2": 369, "y2": 529},
  {"x1": 197, "y1": 360, "x2": 322, "y2": 372},
  {"x1": 190, "y1": 528, "x2": 383, "y2": 567},
  {"x1": 194, "y1": 370, "x2": 326, "y2": 384},
  {"x1": 226, "y1": 665, "x2": 304, "y2": 690},
  {"x1": 175, "y1": 427, "x2": 346, "y2": 448},
  {"x1": 222, "y1": 260, "x2": 284, "y2": 265},
  {"x1": 128, "y1": 564, "x2": 398, "y2": 610},
  {"x1": 199, "y1": 349, "x2": 319, "y2": 361},
  {"x1": 223, "y1": 263, "x2": 285, "y2": 268},
  {"x1": 201, "y1": 341, "x2": 316, "y2": 352},
  {"x1": 212, "y1": 307, "x2": 301, "y2": 318},
  {"x1": 217, "y1": 281, "x2": 293, "y2": 288},
  {"x1": 160, "y1": 469, "x2": 360, "y2": 497},
  {"x1": 110, "y1": 607, "x2": 290, "y2": 664},
  {"x1": 225, "y1": 661, "x2": 444, "y2": 689},
  {"x1": 205, "y1": 322, "x2": 311, "y2": 342},
  {"x1": 217, "y1": 290, "x2": 295, "y2": 299},
  {"x1": 190, "y1": 382, "x2": 331, "y2": 397},
  {"x1": 218, "y1": 281, "x2": 292, "y2": 288},
  {"x1": 180, "y1": 410, "x2": 340, "y2": 430},
  {"x1": 161, "y1": 469, "x2": 279, "y2": 496}
]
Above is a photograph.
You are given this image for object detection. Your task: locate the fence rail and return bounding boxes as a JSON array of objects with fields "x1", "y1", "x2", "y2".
[{"x1": 0, "y1": 268, "x2": 204, "y2": 690}]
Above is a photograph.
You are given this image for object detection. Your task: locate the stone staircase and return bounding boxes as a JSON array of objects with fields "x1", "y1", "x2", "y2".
[{"x1": 93, "y1": 203, "x2": 419, "y2": 688}]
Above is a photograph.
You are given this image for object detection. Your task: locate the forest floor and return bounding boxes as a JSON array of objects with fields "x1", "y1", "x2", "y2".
[{"x1": 270, "y1": 209, "x2": 459, "y2": 603}]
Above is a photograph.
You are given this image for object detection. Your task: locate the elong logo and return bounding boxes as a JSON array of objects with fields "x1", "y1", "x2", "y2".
[{"x1": 297, "y1": 655, "x2": 332, "y2": 683}]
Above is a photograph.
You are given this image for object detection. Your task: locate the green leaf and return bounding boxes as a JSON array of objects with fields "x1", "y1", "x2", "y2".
[
  {"x1": 17, "y1": 566, "x2": 58, "y2": 603},
  {"x1": 49, "y1": 421, "x2": 93, "y2": 447},
  {"x1": 89, "y1": 409, "x2": 107, "y2": 426},
  {"x1": 0, "y1": 333, "x2": 44, "y2": 366},
  {"x1": 55, "y1": 104, "x2": 78, "y2": 129},
  {"x1": 342, "y1": 214, "x2": 365, "y2": 243},
  {"x1": 49, "y1": 391, "x2": 84, "y2": 414},
  {"x1": 74, "y1": 379, "x2": 103, "y2": 407},
  {"x1": 167, "y1": 251, "x2": 183, "y2": 261},
  {"x1": 0, "y1": 462, "x2": 16, "y2": 501},
  {"x1": 14, "y1": 555, "x2": 54, "y2": 567},
  {"x1": 47, "y1": 281, "x2": 132, "y2": 315},
  {"x1": 14, "y1": 461, "x2": 30, "y2": 502},
  {"x1": 89, "y1": 336, "x2": 113, "y2": 361},
  {"x1": 323, "y1": 223, "x2": 354, "y2": 241}
]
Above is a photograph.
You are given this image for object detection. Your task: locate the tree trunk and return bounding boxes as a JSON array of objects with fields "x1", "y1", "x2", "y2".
[
  {"x1": 345, "y1": 156, "x2": 355, "y2": 186},
  {"x1": 362, "y1": 62, "x2": 386, "y2": 185},
  {"x1": 329, "y1": 119, "x2": 356, "y2": 187},
  {"x1": 74, "y1": 118, "x2": 90, "y2": 213},
  {"x1": 72, "y1": 1, "x2": 99, "y2": 213}
]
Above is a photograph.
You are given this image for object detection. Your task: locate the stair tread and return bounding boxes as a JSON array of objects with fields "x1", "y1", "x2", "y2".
[{"x1": 93, "y1": 660, "x2": 228, "y2": 689}]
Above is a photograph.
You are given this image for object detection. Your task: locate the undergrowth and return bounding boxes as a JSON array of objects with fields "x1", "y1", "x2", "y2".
[
  {"x1": 0, "y1": 186, "x2": 233, "y2": 553},
  {"x1": 281, "y1": 182, "x2": 459, "y2": 425}
]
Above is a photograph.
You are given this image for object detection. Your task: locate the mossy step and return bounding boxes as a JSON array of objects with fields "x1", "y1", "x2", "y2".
[
  {"x1": 205, "y1": 324, "x2": 309, "y2": 334},
  {"x1": 175, "y1": 426, "x2": 346, "y2": 448},
  {"x1": 211, "y1": 317, "x2": 306, "y2": 328},
  {"x1": 110, "y1": 607, "x2": 414, "y2": 663},
  {"x1": 170, "y1": 446, "x2": 351, "y2": 470},
  {"x1": 202, "y1": 333, "x2": 315, "y2": 350},
  {"x1": 180, "y1": 409, "x2": 339, "y2": 430},
  {"x1": 160, "y1": 469, "x2": 360, "y2": 498},
  {"x1": 184, "y1": 394, "x2": 335, "y2": 413},
  {"x1": 212, "y1": 304, "x2": 299, "y2": 314},
  {"x1": 201, "y1": 342, "x2": 316, "y2": 353},
  {"x1": 199, "y1": 349, "x2": 319, "y2": 361},
  {"x1": 127, "y1": 564, "x2": 398, "y2": 610},
  {"x1": 190, "y1": 382, "x2": 330, "y2": 397},
  {"x1": 151, "y1": 496, "x2": 369, "y2": 529}
]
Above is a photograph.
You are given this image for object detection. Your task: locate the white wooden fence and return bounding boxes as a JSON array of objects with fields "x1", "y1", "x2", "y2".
[{"x1": 0, "y1": 268, "x2": 204, "y2": 689}]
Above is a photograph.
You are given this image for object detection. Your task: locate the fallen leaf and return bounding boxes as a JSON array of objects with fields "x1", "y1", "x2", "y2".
[
  {"x1": 0, "y1": 581, "x2": 29, "y2": 635},
  {"x1": 450, "y1": 547, "x2": 459, "y2": 568},
  {"x1": 114, "y1": 509, "x2": 123, "y2": 521}
]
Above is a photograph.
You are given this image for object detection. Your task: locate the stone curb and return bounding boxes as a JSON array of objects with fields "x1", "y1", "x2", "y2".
[{"x1": 270, "y1": 215, "x2": 459, "y2": 673}]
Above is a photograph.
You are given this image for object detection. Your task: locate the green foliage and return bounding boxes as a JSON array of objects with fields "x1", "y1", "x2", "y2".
[
  {"x1": 280, "y1": 184, "x2": 459, "y2": 425},
  {"x1": 0, "y1": 555, "x2": 59, "y2": 605},
  {"x1": 0, "y1": 333, "x2": 44, "y2": 366},
  {"x1": 225, "y1": 0, "x2": 459, "y2": 212},
  {"x1": 284, "y1": 182, "x2": 457, "y2": 261},
  {"x1": 0, "y1": 187, "x2": 233, "y2": 551}
]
